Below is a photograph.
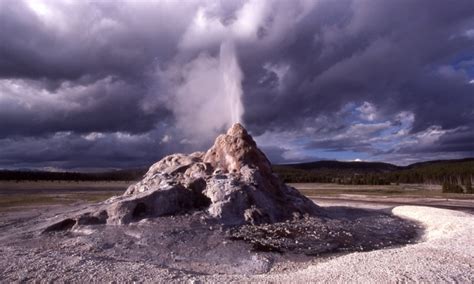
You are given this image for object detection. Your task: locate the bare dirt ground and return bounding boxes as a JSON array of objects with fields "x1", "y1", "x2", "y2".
[{"x1": 0, "y1": 182, "x2": 472, "y2": 282}]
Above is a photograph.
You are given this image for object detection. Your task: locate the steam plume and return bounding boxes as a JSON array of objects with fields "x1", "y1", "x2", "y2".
[{"x1": 165, "y1": 39, "x2": 244, "y2": 145}]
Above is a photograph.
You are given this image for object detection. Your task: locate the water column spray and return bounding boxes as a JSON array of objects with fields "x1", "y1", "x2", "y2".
[{"x1": 219, "y1": 40, "x2": 244, "y2": 125}]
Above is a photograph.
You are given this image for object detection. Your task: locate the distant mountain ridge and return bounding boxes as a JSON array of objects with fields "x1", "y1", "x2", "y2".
[
  {"x1": 0, "y1": 168, "x2": 146, "y2": 182},
  {"x1": 279, "y1": 158, "x2": 474, "y2": 172},
  {"x1": 1, "y1": 158, "x2": 473, "y2": 188},
  {"x1": 406, "y1": 157, "x2": 474, "y2": 169},
  {"x1": 279, "y1": 160, "x2": 401, "y2": 172},
  {"x1": 273, "y1": 157, "x2": 474, "y2": 193}
]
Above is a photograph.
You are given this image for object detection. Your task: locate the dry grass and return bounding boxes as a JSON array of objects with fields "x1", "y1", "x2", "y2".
[
  {"x1": 291, "y1": 183, "x2": 473, "y2": 200},
  {"x1": 0, "y1": 181, "x2": 127, "y2": 211},
  {"x1": 0, "y1": 180, "x2": 133, "y2": 190},
  {"x1": 0, "y1": 181, "x2": 471, "y2": 212},
  {"x1": 0, "y1": 192, "x2": 122, "y2": 212}
]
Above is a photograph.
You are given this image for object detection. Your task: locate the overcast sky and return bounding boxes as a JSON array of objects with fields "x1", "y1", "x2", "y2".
[{"x1": 1, "y1": 0, "x2": 474, "y2": 170}]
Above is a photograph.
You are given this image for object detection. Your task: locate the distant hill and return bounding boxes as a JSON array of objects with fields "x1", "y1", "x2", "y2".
[
  {"x1": 273, "y1": 158, "x2": 474, "y2": 193},
  {"x1": 279, "y1": 160, "x2": 400, "y2": 172},
  {"x1": 1, "y1": 158, "x2": 473, "y2": 193},
  {"x1": 406, "y1": 157, "x2": 474, "y2": 169},
  {"x1": 0, "y1": 168, "x2": 147, "y2": 182},
  {"x1": 273, "y1": 160, "x2": 400, "y2": 184}
]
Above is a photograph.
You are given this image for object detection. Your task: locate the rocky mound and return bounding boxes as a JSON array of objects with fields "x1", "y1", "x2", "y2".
[{"x1": 44, "y1": 124, "x2": 321, "y2": 231}]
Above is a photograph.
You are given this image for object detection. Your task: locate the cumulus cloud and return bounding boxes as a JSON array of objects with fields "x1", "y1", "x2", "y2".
[
  {"x1": 356, "y1": 102, "x2": 377, "y2": 121},
  {"x1": 0, "y1": 0, "x2": 474, "y2": 169},
  {"x1": 0, "y1": 77, "x2": 163, "y2": 138}
]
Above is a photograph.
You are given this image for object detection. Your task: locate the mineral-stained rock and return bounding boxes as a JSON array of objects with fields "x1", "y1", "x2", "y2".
[{"x1": 44, "y1": 123, "x2": 322, "y2": 231}]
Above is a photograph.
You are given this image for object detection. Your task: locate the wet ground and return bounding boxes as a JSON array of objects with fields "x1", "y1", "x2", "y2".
[
  {"x1": 230, "y1": 207, "x2": 420, "y2": 255},
  {"x1": 0, "y1": 182, "x2": 471, "y2": 281},
  {"x1": 0, "y1": 201, "x2": 422, "y2": 278}
]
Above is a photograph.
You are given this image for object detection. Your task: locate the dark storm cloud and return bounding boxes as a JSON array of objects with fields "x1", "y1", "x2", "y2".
[
  {"x1": 242, "y1": 0, "x2": 474, "y2": 133},
  {"x1": 0, "y1": 0, "x2": 474, "y2": 169},
  {"x1": 0, "y1": 125, "x2": 187, "y2": 170},
  {"x1": 392, "y1": 126, "x2": 474, "y2": 155},
  {"x1": 240, "y1": 0, "x2": 474, "y2": 163},
  {"x1": 0, "y1": 0, "x2": 188, "y2": 81},
  {"x1": 0, "y1": 77, "x2": 173, "y2": 138}
]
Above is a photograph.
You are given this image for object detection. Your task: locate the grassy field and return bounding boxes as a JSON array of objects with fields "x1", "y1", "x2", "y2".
[
  {"x1": 0, "y1": 180, "x2": 133, "y2": 190},
  {"x1": 290, "y1": 183, "x2": 473, "y2": 199},
  {"x1": 0, "y1": 181, "x2": 130, "y2": 211},
  {"x1": 0, "y1": 181, "x2": 472, "y2": 211}
]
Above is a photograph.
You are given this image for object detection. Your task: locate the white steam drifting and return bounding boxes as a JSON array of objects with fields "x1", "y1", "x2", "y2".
[
  {"x1": 164, "y1": 40, "x2": 244, "y2": 145},
  {"x1": 153, "y1": 1, "x2": 270, "y2": 146}
]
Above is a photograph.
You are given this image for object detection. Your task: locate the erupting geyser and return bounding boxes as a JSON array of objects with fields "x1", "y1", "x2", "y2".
[
  {"x1": 44, "y1": 123, "x2": 321, "y2": 231},
  {"x1": 170, "y1": 39, "x2": 245, "y2": 142},
  {"x1": 220, "y1": 40, "x2": 244, "y2": 124}
]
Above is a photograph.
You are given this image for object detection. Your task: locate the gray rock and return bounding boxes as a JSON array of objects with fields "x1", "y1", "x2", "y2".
[{"x1": 44, "y1": 123, "x2": 322, "y2": 231}]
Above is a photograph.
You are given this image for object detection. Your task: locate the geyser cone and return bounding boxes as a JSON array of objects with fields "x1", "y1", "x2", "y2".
[
  {"x1": 45, "y1": 124, "x2": 322, "y2": 231},
  {"x1": 203, "y1": 123, "x2": 273, "y2": 180}
]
